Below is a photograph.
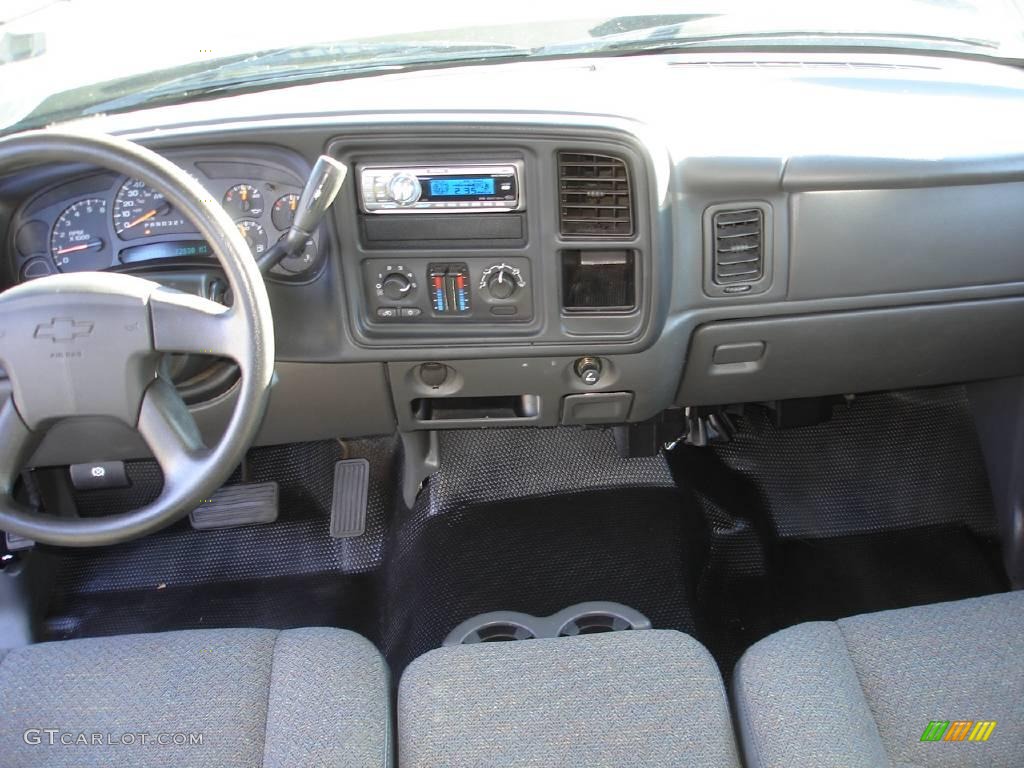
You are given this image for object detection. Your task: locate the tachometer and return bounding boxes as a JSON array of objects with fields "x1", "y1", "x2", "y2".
[
  {"x1": 50, "y1": 198, "x2": 109, "y2": 272},
  {"x1": 224, "y1": 184, "x2": 264, "y2": 217},
  {"x1": 113, "y1": 179, "x2": 190, "y2": 240}
]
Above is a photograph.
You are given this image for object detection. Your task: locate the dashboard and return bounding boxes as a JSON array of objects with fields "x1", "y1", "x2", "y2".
[
  {"x1": 8, "y1": 147, "x2": 323, "y2": 284},
  {"x1": 4, "y1": 50, "x2": 1024, "y2": 468}
]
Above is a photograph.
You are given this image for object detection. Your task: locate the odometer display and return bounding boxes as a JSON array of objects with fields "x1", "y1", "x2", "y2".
[
  {"x1": 119, "y1": 239, "x2": 214, "y2": 264},
  {"x1": 113, "y1": 179, "x2": 190, "y2": 240},
  {"x1": 50, "y1": 198, "x2": 109, "y2": 272}
]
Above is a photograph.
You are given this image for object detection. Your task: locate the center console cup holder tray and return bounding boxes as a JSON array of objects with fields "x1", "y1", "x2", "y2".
[{"x1": 443, "y1": 601, "x2": 651, "y2": 646}]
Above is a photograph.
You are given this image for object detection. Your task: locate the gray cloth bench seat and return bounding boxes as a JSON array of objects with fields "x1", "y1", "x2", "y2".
[
  {"x1": 0, "y1": 627, "x2": 392, "y2": 767},
  {"x1": 397, "y1": 629, "x2": 741, "y2": 767},
  {"x1": 733, "y1": 590, "x2": 1024, "y2": 768}
]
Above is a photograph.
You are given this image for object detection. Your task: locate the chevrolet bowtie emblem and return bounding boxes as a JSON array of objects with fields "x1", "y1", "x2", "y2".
[{"x1": 34, "y1": 317, "x2": 94, "y2": 343}]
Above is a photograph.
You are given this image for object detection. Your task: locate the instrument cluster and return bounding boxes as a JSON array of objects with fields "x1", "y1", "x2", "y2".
[{"x1": 10, "y1": 154, "x2": 322, "y2": 284}]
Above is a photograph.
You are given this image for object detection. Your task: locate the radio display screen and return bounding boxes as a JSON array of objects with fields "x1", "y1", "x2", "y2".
[{"x1": 429, "y1": 177, "x2": 495, "y2": 197}]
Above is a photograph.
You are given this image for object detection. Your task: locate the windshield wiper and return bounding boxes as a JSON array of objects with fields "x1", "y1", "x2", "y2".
[{"x1": 11, "y1": 40, "x2": 530, "y2": 131}]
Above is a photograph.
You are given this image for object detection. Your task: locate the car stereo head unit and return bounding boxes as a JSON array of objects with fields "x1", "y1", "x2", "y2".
[{"x1": 359, "y1": 163, "x2": 523, "y2": 213}]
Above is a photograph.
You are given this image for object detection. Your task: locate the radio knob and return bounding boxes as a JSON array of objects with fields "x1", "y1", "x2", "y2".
[
  {"x1": 381, "y1": 272, "x2": 413, "y2": 300},
  {"x1": 387, "y1": 173, "x2": 421, "y2": 206}
]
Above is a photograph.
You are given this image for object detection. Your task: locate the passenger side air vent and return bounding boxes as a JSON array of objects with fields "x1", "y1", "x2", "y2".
[
  {"x1": 712, "y1": 208, "x2": 764, "y2": 284},
  {"x1": 558, "y1": 152, "x2": 633, "y2": 237}
]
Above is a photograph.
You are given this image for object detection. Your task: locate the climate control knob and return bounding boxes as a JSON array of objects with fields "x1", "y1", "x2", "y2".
[
  {"x1": 386, "y1": 173, "x2": 421, "y2": 206},
  {"x1": 480, "y1": 263, "x2": 525, "y2": 301},
  {"x1": 381, "y1": 272, "x2": 413, "y2": 300}
]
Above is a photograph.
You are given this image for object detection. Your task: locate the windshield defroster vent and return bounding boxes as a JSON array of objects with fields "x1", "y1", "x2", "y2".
[
  {"x1": 558, "y1": 152, "x2": 633, "y2": 237},
  {"x1": 712, "y1": 208, "x2": 764, "y2": 284}
]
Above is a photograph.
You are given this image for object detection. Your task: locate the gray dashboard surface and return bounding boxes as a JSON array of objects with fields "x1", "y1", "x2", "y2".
[{"x1": 3, "y1": 49, "x2": 1024, "y2": 460}]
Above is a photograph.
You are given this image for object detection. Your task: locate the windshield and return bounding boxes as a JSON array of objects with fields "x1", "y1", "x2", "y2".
[{"x1": 3, "y1": 0, "x2": 1024, "y2": 132}]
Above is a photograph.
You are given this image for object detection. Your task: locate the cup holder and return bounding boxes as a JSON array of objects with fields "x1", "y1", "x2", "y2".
[
  {"x1": 469, "y1": 622, "x2": 536, "y2": 643},
  {"x1": 444, "y1": 602, "x2": 651, "y2": 647},
  {"x1": 558, "y1": 613, "x2": 634, "y2": 637}
]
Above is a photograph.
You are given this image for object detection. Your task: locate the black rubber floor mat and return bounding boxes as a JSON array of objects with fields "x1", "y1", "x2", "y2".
[
  {"x1": 41, "y1": 437, "x2": 399, "y2": 642},
  {"x1": 691, "y1": 388, "x2": 997, "y2": 539},
  {"x1": 52, "y1": 436, "x2": 399, "y2": 597},
  {"x1": 669, "y1": 386, "x2": 1008, "y2": 677},
  {"x1": 771, "y1": 526, "x2": 1008, "y2": 624},
  {"x1": 425, "y1": 427, "x2": 675, "y2": 515},
  {"x1": 380, "y1": 487, "x2": 704, "y2": 672},
  {"x1": 44, "y1": 573, "x2": 377, "y2": 641},
  {"x1": 38, "y1": 402, "x2": 1007, "y2": 682},
  {"x1": 696, "y1": 524, "x2": 1008, "y2": 679},
  {"x1": 43, "y1": 427, "x2": 687, "y2": 663}
]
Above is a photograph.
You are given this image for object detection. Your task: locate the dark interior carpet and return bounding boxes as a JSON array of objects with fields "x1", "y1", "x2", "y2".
[
  {"x1": 40, "y1": 436, "x2": 398, "y2": 642},
  {"x1": 770, "y1": 526, "x2": 1007, "y2": 623},
  {"x1": 39, "y1": 428, "x2": 697, "y2": 677},
  {"x1": 44, "y1": 573, "x2": 377, "y2": 642},
  {"x1": 668, "y1": 386, "x2": 1009, "y2": 676},
  {"x1": 693, "y1": 387, "x2": 998, "y2": 539},
  {"x1": 379, "y1": 486, "x2": 704, "y2": 672},
  {"x1": 34, "y1": 391, "x2": 1009, "y2": 679}
]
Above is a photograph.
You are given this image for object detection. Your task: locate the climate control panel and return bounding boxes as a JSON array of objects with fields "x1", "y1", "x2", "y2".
[
  {"x1": 428, "y1": 262, "x2": 472, "y2": 314},
  {"x1": 362, "y1": 257, "x2": 532, "y2": 324}
]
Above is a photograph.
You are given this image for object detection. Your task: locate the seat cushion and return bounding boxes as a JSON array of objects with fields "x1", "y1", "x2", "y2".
[
  {"x1": 734, "y1": 590, "x2": 1024, "y2": 768},
  {"x1": 0, "y1": 627, "x2": 391, "y2": 768},
  {"x1": 398, "y1": 629, "x2": 740, "y2": 768}
]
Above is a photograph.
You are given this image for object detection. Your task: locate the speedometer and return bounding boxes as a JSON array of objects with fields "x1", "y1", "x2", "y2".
[{"x1": 113, "y1": 179, "x2": 191, "y2": 240}]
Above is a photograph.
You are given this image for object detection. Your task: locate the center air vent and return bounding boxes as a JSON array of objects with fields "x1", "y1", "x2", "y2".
[
  {"x1": 712, "y1": 208, "x2": 764, "y2": 284},
  {"x1": 558, "y1": 152, "x2": 633, "y2": 237}
]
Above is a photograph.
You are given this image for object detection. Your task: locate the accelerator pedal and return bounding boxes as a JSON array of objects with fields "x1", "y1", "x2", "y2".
[
  {"x1": 189, "y1": 482, "x2": 279, "y2": 530},
  {"x1": 330, "y1": 459, "x2": 369, "y2": 538}
]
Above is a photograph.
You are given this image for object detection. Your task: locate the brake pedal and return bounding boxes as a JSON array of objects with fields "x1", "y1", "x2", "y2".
[
  {"x1": 330, "y1": 459, "x2": 369, "y2": 538},
  {"x1": 189, "y1": 482, "x2": 278, "y2": 530}
]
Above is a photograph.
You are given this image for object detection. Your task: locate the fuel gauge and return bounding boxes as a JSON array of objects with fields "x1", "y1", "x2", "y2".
[{"x1": 271, "y1": 193, "x2": 300, "y2": 230}]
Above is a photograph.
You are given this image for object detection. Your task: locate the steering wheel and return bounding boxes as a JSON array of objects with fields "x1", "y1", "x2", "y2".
[{"x1": 0, "y1": 130, "x2": 275, "y2": 547}]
